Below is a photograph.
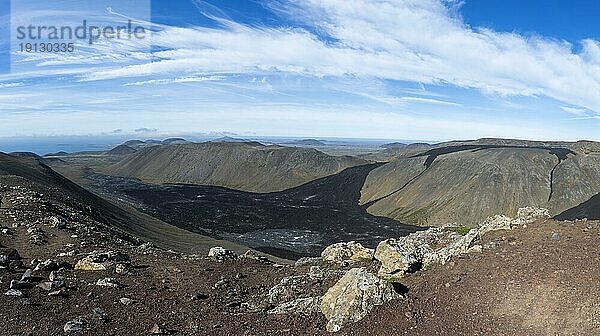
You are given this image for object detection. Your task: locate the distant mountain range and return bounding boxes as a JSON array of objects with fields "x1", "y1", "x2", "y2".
[
  {"x1": 30, "y1": 136, "x2": 600, "y2": 228},
  {"x1": 285, "y1": 139, "x2": 327, "y2": 146}
]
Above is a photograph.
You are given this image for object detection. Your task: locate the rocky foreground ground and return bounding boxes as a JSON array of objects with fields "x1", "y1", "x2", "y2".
[{"x1": 1, "y1": 177, "x2": 599, "y2": 335}]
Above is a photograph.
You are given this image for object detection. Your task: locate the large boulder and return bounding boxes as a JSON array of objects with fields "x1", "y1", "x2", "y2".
[
  {"x1": 374, "y1": 239, "x2": 422, "y2": 281},
  {"x1": 320, "y1": 268, "x2": 399, "y2": 332},
  {"x1": 321, "y1": 241, "x2": 374, "y2": 264},
  {"x1": 374, "y1": 228, "x2": 445, "y2": 280}
]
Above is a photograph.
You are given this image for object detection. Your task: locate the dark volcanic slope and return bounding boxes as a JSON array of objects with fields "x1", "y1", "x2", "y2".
[
  {"x1": 361, "y1": 140, "x2": 600, "y2": 226},
  {"x1": 555, "y1": 193, "x2": 600, "y2": 221},
  {"x1": 88, "y1": 164, "x2": 423, "y2": 259},
  {"x1": 104, "y1": 142, "x2": 367, "y2": 193},
  {"x1": 0, "y1": 153, "x2": 252, "y2": 255}
]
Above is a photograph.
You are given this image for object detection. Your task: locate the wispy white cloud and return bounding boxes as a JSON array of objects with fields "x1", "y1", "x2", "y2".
[
  {"x1": 123, "y1": 75, "x2": 225, "y2": 86},
  {"x1": 560, "y1": 106, "x2": 588, "y2": 115},
  {"x1": 66, "y1": 0, "x2": 599, "y2": 114},
  {"x1": 2, "y1": 0, "x2": 600, "y2": 140}
]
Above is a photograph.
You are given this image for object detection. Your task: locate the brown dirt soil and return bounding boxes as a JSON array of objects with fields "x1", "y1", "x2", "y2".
[
  {"x1": 346, "y1": 219, "x2": 600, "y2": 336},
  {"x1": 2, "y1": 218, "x2": 598, "y2": 335}
]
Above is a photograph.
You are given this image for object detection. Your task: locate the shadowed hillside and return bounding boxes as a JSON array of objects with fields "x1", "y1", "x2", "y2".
[
  {"x1": 0, "y1": 153, "x2": 255, "y2": 255},
  {"x1": 105, "y1": 142, "x2": 367, "y2": 192}
]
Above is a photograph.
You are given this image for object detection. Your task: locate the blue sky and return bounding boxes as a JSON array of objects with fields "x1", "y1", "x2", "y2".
[{"x1": 0, "y1": 0, "x2": 599, "y2": 141}]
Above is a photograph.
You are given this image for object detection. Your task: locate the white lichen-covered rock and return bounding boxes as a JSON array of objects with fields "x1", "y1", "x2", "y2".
[
  {"x1": 321, "y1": 241, "x2": 374, "y2": 264},
  {"x1": 75, "y1": 251, "x2": 130, "y2": 271},
  {"x1": 374, "y1": 207, "x2": 550, "y2": 277},
  {"x1": 321, "y1": 267, "x2": 399, "y2": 332},
  {"x1": 513, "y1": 207, "x2": 550, "y2": 225},
  {"x1": 46, "y1": 216, "x2": 66, "y2": 229},
  {"x1": 307, "y1": 266, "x2": 324, "y2": 280},
  {"x1": 374, "y1": 228, "x2": 445, "y2": 280},
  {"x1": 269, "y1": 296, "x2": 322, "y2": 315},
  {"x1": 207, "y1": 246, "x2": 236, "y2": 261},
  {"x1": 423, "y1": 229, "x2": 479, "y2": 266},
  {"x1": 268, "y1": 275, "x2": 307, "y2": 304},
  {"x1": 478, "y1": 215, "x2": 512, "y2": 236},
  {"x1": 295, "y1": 257, "x2": 321, "y2": 267},
  {"x1": 374, "y1": 239, "x2": 422, "y2": 280}
]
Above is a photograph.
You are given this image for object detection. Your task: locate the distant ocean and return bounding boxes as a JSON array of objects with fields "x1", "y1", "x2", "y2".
[{"x1": 0, "y1": 136, "x2": 131, "y2": 155}]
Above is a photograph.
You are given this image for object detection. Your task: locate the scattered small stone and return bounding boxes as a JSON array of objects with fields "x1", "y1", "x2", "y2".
[
  {"x1": 148, "y1": 323, "x2": 173, "y2": 335},
  {"x1": 20, "y1": 297, "x2": 35, "y2": 306},
  {"x1": 307, "y1": 266, "x2": 324, "y2": 280},
  {"x1": 95, "y1": 278, "x2": 122, "y2": 288},
  {"x1": 47, "y1": 215, "x2": 66, "y2": 229},
  {"x1": 115, "y1": 263, "x2": 132, "y2": 275},
  {"x1": 208, "y1": 246, "x2": 237, "y2": 261},
  {"x1": 92, "y1": 307, "x2": 108, "y2": 321},
  {"x1": 49, "y1": 271, "x2": 64, "y2": 282},
  {"x1": 294, "y1": 257, "x2": 321, "y2": 267},
  {"x1": 57, "y1": 250, "x2": 77, "y2": 258},
  {"x1": 48, "y1": 289, "x2": 68, "y2": 297},
  {"x1": 191, "y1": 293, "x2": 208, "y2": 301},
  {"x1": 20, "y1": 269, "x2": 33, "y2": 281},
  {"x1": 63, "y1": 317, "x2": 88, "y2": 333},
  {"x1": 119, "y1": 297, "x2": 135, "y2": 305},
  {"x1": 4, "y1": 289, "x2": 23, "y2": 296}
]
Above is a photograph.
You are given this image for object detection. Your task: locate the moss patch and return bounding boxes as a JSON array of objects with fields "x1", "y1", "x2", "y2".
[{"x1": 445, "y1": 226, "x2": 472, "y2": 236}]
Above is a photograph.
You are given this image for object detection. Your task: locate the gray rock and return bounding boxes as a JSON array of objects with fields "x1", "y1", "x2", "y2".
[
  {"x1": 0, "y1": 255, "x2": 8, "y2": 267},
  {"x1": 95, "y1": 278, "x2": 122, "y2": 288},
  {"x1": 551, "y1": 232, "x2": 561, "y2": 241},
  {"x1": 148, "y1": 323, "x2": 172, "y2": 335},
  {"x1": 4, "y1": 289, "x2": 23, "y2": 296},
  {"x1": 33, "y1": 259, "x2": 67, "y2": 272},
  {"x1": 207, "y1": 246, "x2": 237, "y2": 261},
  {"x1": 75, "y1": 251, "x2": 130, "y2": 271},
  {"x1": 20, "y1": 269, "x2": 33, "y2": 282},
  {"x1": 321, "y1": 241, "x2": 374, "y2": 264},
  {"x1": 307, "y1": 266, "x2": 324, "y2": 280},
  {"x1": 269, "y1": 297, "x2": 322, "y2": 315},
  {"x1": 64, "y1": 317, "x2": 88, "y2": 333},
  {"x1": 37, "y1": 280, "x2": 65, "y2": 291},
  {"x1": 47, "y1": 215, "x2": 67, "y2": 229},
  {"x1": 92, "y1": 307, "x2": 108, "y2": 321},
  {"x1": 267, "y1": 275, "x2": 307, "y2": 304},
  {"x1": 10, "y1": 280, "x2": 34, "y2": 290},
  {"x1": 119, "y1": 297, "x2": 136, "y2": 305}
]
